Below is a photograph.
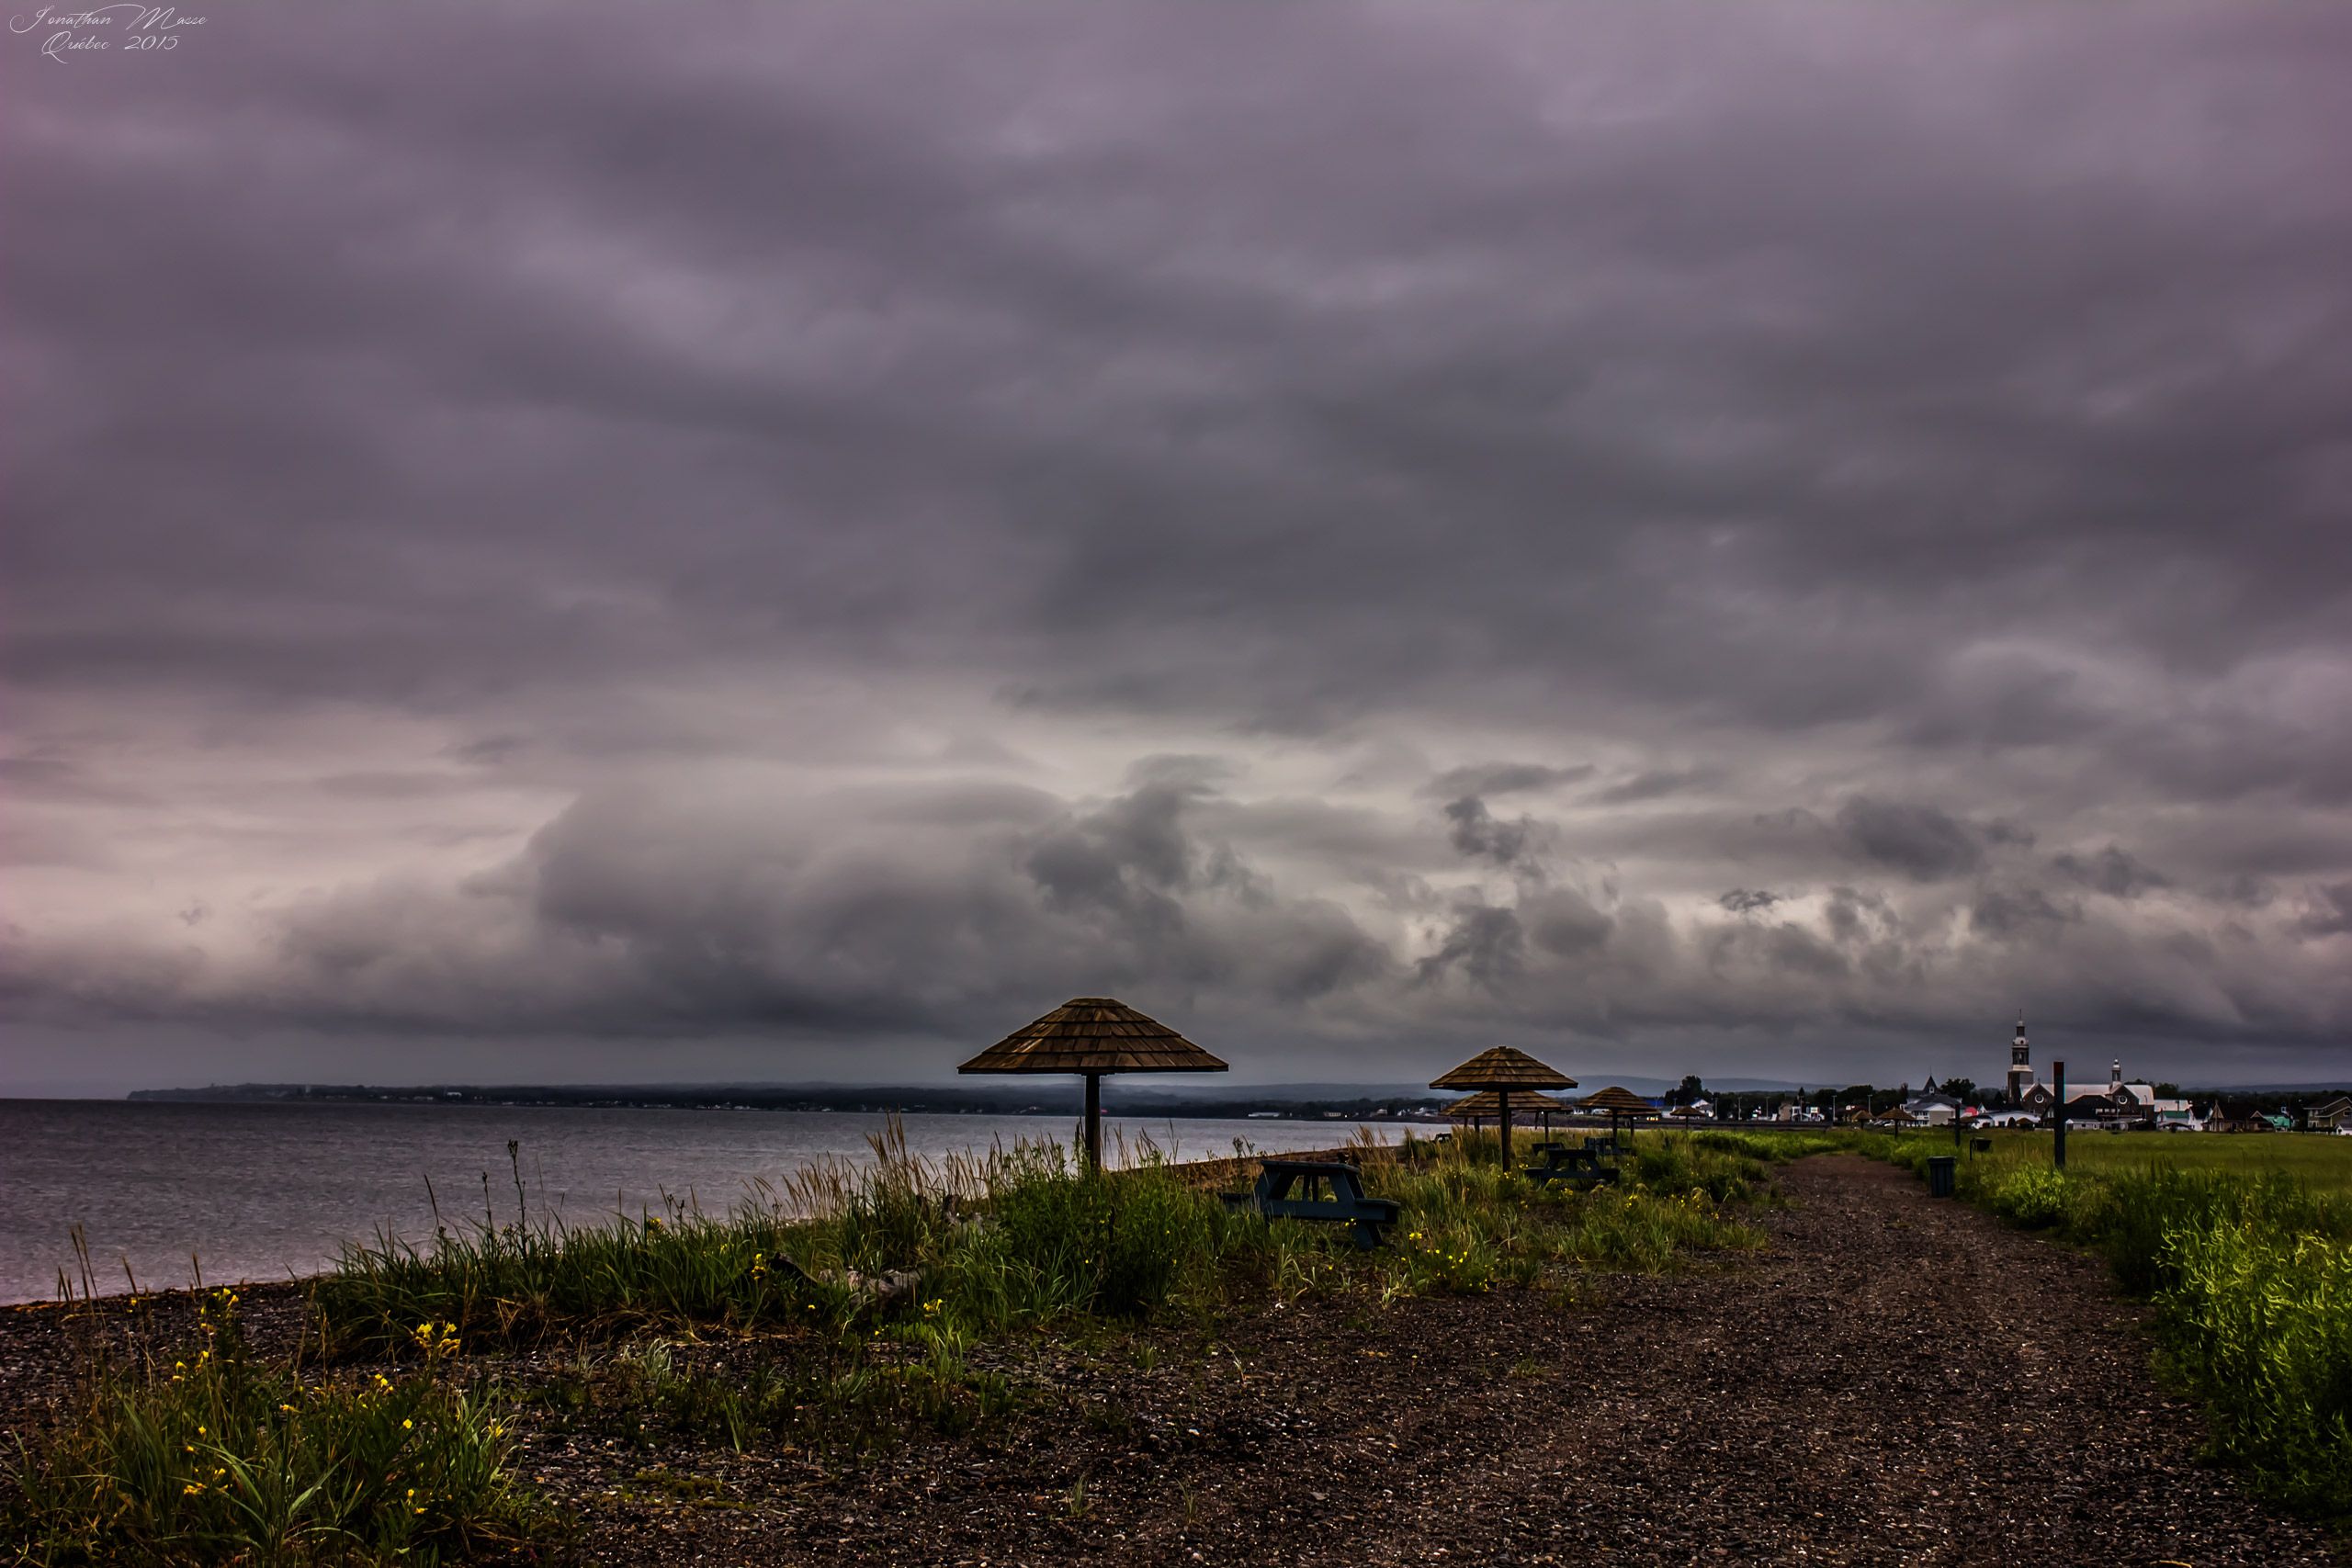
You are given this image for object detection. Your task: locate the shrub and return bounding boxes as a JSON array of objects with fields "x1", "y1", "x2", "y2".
[
  {"x1": 2157, "y1": 1221, "x2": 2352, "y2": 1517},
  {"x1": 5, "y1": 1290, "x2": 546, "y2": 1566},
  {"x1": 1988, "y1": 1167, "x2": 2071, "y2": 1228}
]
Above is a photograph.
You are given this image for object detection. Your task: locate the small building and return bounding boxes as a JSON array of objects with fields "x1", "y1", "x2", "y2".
[
  {"x1": 2304, "y1": 1095, "x2": 2352, "y2": 1133},
  {"x1": 2209, "y1": 1101, "x2": 2291, "y2": 1134},
  {"x1": 1904, "y1": 1089, "x2": 1964, "y2": 1126}
]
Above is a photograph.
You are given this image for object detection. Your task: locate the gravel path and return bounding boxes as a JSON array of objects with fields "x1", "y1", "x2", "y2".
[{"x1": 6, "y1": 1155, "x2": 2340, "y2": 1565}]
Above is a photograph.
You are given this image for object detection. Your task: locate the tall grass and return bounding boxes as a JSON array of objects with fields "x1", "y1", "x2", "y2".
[
  {"x1": 1846, "y1": 1129, "x2": 2352, "y2": 1522},
  {"x1": 1359, "y1": 1131, "x2": 1770, "y2": 1293},
  {"x1": 312, "y1": 1127, "x2": 1249, "y2": 1356},
  {"x1": 313, "y1": 1123, "x2": 1784, "y2": 1352}
]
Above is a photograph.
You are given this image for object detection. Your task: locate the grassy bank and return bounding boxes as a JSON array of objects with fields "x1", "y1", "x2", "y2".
[
  {"x1": 6, "y1": 1126, "x2": 1781, "y2": 1564},
  {"x1": 1848, "y1": 1128, "x2": 2352, "y2": 1520}
]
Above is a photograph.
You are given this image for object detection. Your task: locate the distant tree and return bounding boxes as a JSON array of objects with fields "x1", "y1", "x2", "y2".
[
  {"x1": 1840, "y1": 1084, "x2": 1875, "y2": 1120},
  {"x1": 2153, "y1": 1082, "x2": 2183, "y2": 1100},
  {"x1": 1667, "y1": 1074, "x2": 1705, "y2": 1108},
  {"x1": 1941, "y1": 1077, "x2": 1979, "y2": 1105}
]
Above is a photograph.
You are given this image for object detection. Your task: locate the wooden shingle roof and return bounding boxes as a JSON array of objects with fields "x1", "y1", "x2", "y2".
[
  {"x1": 1577, "y1": 1086, "x2": 1662, "y2": 1117},
  {"x1": 1430, "y1": 1045, "x2": 1577, "y2": 1091},
  {"x1": 958, "y1": 998, "x2": 1228, "y2": 1076},
  {"x1": 1443, "y1": 1089, "x2": 1571, "y2": 1119}
]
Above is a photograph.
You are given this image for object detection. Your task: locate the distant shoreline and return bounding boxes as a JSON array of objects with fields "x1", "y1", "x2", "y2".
[{"x1": 119, "y1": 1083, "x2": 1469, "y2": 1122}]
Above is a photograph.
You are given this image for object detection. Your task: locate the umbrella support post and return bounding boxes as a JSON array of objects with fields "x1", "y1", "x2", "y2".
[
  {"x1": 1083, "y1": 1071, "x2": 1102, "y2": 1173},
  {"x1": 1498, "y1": 1089, "x2": 1512, "y2": 1168}
]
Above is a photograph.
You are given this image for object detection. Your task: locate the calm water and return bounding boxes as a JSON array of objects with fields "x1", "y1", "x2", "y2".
[{"x1": 0, "y1": 1100, "x2": 1391, "y2": 1304}]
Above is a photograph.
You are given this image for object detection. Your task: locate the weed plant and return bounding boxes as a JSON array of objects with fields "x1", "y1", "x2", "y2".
[
  {"x1": 4, "y1": 1287, "x2": 546, "y2": 1566},
  {"x1": 530, "y1": 1332, "x2": 1018, "y2": 1460}
]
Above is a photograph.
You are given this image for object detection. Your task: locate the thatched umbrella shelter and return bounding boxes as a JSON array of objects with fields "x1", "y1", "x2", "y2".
[
  {"x1": 958, "y1": 998, "x2": 1227, "y2": 1171},
  {"x1": 1430, "y1": 1046, "x2": 1576, "y2": 1165},
  {"x1": 1444, "y1": 1089, "x2": 1572, "y2": 1134},
  {"x1": 1577, "y1": 1085, "x2": 1662, "y2": 1149}
]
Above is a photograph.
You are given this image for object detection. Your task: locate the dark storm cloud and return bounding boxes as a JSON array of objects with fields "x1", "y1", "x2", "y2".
[
  {"x1": 1415, "y1": 903, "x2": 1527, "y2": 988},
  {"x1": 1834, "y1": 798, "x2": 2005, "y2": 883},
  {"x1": 2050, "y1": 845, "x2": 2171, "y2": 899},
  {"x1": 2301, "y1": 883, "x2": 2352, "y2": 938},
  {"x1": 1969, "y1": 886, "x2": 2082, "y2": 941},
  {"x1": 1442, "y1": 795, "x2": 1544, "y2": 870},
  {"x1": 5, "y1": 4, "x2": 2351, "y2": 1088},
  {"x1": 1588, "y1": 769, "x2": 1721, "y2": 807},
  {"x1": 1425, "y1": 762, "x2": 1592, "y2": 799}
]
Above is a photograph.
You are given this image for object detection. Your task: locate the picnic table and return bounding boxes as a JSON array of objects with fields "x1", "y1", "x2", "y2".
[
  {"x1": 1221, "y1": 1159, "x2": 1400, "y2": 1249},
  {"x1": 1521, "y1": 1140, "x2": 1622, "y2": 1188}
]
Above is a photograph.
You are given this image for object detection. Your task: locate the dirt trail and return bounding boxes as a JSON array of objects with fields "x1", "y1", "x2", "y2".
[{"x1": 1287, "y1": 1154, "x2": 2342, "y2": 1567}]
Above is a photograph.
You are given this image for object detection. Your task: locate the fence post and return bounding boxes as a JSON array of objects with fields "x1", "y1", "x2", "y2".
[{"x1": 2052, "y1": 1060, "x2": 2066, "y2": 1171}]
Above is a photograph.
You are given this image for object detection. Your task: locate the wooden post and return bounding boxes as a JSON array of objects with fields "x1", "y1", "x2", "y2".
[
  {"x1": 2052, "y1": 1060, "x2": 2066, "y2": 1171},
  {"x1": 1083, "y1": 1071, "x2": 1102, "y2": 1173},
  {"x1": 1498, "y1": 1088, "x2": 1513, "y2": 1167}
]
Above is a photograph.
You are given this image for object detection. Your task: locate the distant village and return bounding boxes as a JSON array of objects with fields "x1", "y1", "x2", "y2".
[{"x1": 1570, "y1": 1018, "x2": 2352, "y2": 1135}]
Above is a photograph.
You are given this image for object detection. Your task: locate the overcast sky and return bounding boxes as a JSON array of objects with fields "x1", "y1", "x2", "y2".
[{"x1": 6, "y1": 4, "x2": 2350, "y2": 1096}]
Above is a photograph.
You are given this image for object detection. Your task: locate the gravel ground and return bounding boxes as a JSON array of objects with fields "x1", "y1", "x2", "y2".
[{"x1": 5, "y1": 1154, "x2": 2342, "y2": 1566}]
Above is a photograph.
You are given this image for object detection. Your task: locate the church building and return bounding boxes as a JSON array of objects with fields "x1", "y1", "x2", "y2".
[{"x1": 2005, "y1": 1016, "x2": 2156, "y2": 1123}]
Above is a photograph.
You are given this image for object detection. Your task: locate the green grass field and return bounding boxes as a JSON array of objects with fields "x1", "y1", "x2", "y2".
[
  {"x1": 1948, "y1": 1126, "x2": 2352, "y2": 1187},
  {"x1": 1697, "y1": 1122, "x2": 2352, "y2": 1188}
]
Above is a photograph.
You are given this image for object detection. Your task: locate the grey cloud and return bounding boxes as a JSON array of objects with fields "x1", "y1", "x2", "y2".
[
  {"x1": 5, "y1": 5, "x2": 2351, "y2": 1088},
  {"x1": 1442, "y1": 795, "x2": 1544, "y2": 869},
  {"x1": 2299, "y1": 882, "x2": 2352, "y2": 938},
  {"x1": 1425, "y1": 761, "x2": 1592, "y2": 798},
  {"x1": 2050, "y1": 845, "x2": 2171, "y2": 899},
  {"x1": 1718, "y1": 888, "x2": 1781, "y2": 915},
  {"x1": 1836, "y1": 798, "x2": 1999, "y2": 882},
  {"x1": 1523, "y1": 888, "x2": 1614, "y2": 958},
  {"x1": 1415, "y1": 902, "x2": 1526, "y2": 988},
  {"x1": 1970, "y1": 886, "x2": 2082, "y2": 941},
  {"x1": 1589, "y1": 769, "x2": 1722, "y2": 807},
  {"x1": 1822, "y1": 886, "x2": 1895, "y2": 946},
  {"x1": 1125, "y1": 754, "x2": 1239, "y2": 792}
]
